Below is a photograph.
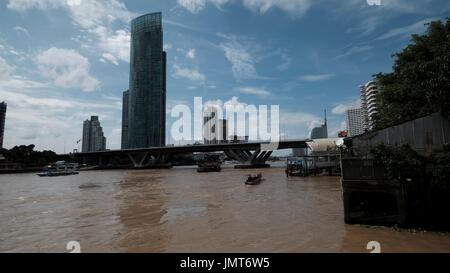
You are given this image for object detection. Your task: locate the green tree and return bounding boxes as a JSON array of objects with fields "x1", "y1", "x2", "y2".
[
  {"x1": 0, "y1": 144, "x2": 59, "y2": 165},
  {"x1": 374, "y1": 18, "x2": 450, "y2": 129}
]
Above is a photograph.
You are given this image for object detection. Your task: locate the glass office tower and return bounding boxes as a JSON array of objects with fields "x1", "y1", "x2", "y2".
[
  {"x1": 0, "y1": 101, "x2": 6, "y2": 149},
  {"x1": 121, "y1": 90, "x2": 129, "y2": 149},
  {"x1": 127, "y1": 12, "x2": 166, "y2": 148}
]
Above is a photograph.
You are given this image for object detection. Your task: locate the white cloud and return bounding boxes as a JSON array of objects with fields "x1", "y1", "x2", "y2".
[
  {"x1": 375, "y1": 17, "x2": 438, "y2": 41},
  {"x1": 0, "y1": 56, "x2": 47, "y2": 89},
  {"x1": 95, "y1": 28, "x2": 130, "y2": 65},
  {"x1": 279, "y1": 110, "x2": 321, "y2": 139},
  {"x1": 242, "y1": 0, "x2": 312, "y2": 17},
  {"x1": 13, "y1": 26, "x2": 31, "y2": 37},
  {"x1": 173, "y1": 63, "x2": 206, "y2": 82},
  {"x1": 177, "y1": 0, "x2": 312, "y2": 17},
  {"x1": 380, "y1": 0, "x2": 445, "y2": 14},
  {"x1": 276, "y1": 52, "x2": 292, "y2": 71},
  {"x1": 177, "y1": 48, "x2": 197, "y2": 60},
  {"x1": 177, "y1": 0, "x2": 207, "y2": 14},
  {"x1": 7, "y1": 0, "x2": 62, "y2": 11},
  {"x1": 331, "y1": 99, "x2": 361, "y2": 115},
  {"x1": 186, "y1": 48, "x2": 196, "y2": 60},
  {"x1": 7, "y1": 0, "x2": 132, "y2": 27},
  {"x1": 36, "y1": 47, "x2": 100, "y2": 92},
  {"x1": 297, "y1": 74, "x2": 335, "y2": 82},
  {"x1": 218, "y1": 34, "x2": 266, "y2": 82},
  {"x1": 164, "y1": 43, "x2": 173, "y2": 51},
  {"x1": 235, "y1": 86, "x2": 272, "y2": 98},
  {"x1": 8, "y1": 0, "x2": 134, "y2": 65},
  {"x1": 0, "y1": 57, "x2": 15, "y2": 79},
  {"x1": 334, "y1": 45, "x2": 373, "y2": 59}
]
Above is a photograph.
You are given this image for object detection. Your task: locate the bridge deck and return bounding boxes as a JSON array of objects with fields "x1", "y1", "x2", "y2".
[{"x1": 70, "y1": 140, "x2": 309, "y2": 157}]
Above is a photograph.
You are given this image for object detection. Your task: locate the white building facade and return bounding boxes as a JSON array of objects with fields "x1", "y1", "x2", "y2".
[
  {"x1": 360, "y1": 80, "x2": 379, "y2": 130},
  {"x1": 346, "y1": 108, "x2": 365, "y2": 137}
]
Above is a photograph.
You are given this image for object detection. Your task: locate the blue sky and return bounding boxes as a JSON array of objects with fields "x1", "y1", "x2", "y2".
[{"x1": 0, "y1": 0, "x2": 449, "y2": 153}]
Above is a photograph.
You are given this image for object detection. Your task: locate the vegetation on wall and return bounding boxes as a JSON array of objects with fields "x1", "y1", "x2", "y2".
[
  {"x1": 371, "y1": 143, "x2": 450, "y2": 187},
  {"x1": 370, "y1": 143, "x2": 426, "y2": 181}
]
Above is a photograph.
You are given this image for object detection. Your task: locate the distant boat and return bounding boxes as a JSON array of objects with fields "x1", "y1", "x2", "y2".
[
  {"x1": 37, "y1": 161, "x2": 79, "y2": 177},
  {"x1": 197, "y1": 161, "x2": 222, "y2": 173},
  {"x1": 286, "y1": 160, "x2": 306, "y2": 177},
  {"x1": 245, "y1": 173, "x2": 262, "y2": 185}
]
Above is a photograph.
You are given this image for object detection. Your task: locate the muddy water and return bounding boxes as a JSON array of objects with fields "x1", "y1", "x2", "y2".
[{"x1": 0, "y1": 166, "x2": 449, "y2": 253}]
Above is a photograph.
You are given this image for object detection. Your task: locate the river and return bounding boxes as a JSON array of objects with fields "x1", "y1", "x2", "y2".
[{"x1": 0, "y1": 165, "x2": 449, "y2": 253}]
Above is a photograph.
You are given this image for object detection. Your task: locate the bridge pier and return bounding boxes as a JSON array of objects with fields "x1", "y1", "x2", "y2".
[
  {"x1": 127, "y1": 152, "x2": 172, "y2": 169},
  {"x1": 230, "y1": 149, "x2": 273, "y2": 169},
  {"x1": 128, "y1": 152, "x2": 149, "y2": 168}
]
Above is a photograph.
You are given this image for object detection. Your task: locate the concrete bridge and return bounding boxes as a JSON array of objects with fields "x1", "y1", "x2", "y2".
[{"x1": 71, "y1": 140, "x2": 309, "y2": 169}]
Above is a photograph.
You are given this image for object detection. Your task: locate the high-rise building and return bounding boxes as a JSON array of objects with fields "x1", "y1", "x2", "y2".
[
  {"x1": 360, "y1": 80, "x2": 379, "y2": 130},
  {"x1": 218, "y1": 119, "x2": 228, "y2": 144},
  {"x1": 127, "y1": 12, "x2": 166, "y2": 148},
  {"x1": 121, "y1": 90, "x2": 129, "y2": 149},
  {"x1": 310, "y1": 109, "x2": 328, "y2": 139},
  {"x1": 0, "y1": 102, "x2": 6, "y2": 149},
  {"x1": 202, "y1": 105, "x2": 229, "y2": 144},
  {"x1": 346, "y1": 107, "x2": 365, "y2": 137},
  {"x1": 203, "y1": 106, "x2": 218, "y2": 144},
  {"x1": 82, "y1": 116, "x2": 106, "y2": 152}
]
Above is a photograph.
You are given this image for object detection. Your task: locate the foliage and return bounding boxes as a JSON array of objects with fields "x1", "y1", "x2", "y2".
[
  {"x1": 371, "y1": 143, "x2": 450, "y2": 186},
  {"x1": 429, "y1": 144, "x2": 450, "y2": 187},
  {"x1": 370, "y1": 143, "x2": 426, "y2": 181},
  {"x1": 374, "y1": 18, "x2": 450, "y2": 129},
  {"x1": 0, "y1": 144, "x2": 59, "y2": 166}
]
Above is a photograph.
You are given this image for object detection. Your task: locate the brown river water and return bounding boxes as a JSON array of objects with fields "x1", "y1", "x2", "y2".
[{"x1": 1, "y1": 164, "x2": 449, "y2": 253}]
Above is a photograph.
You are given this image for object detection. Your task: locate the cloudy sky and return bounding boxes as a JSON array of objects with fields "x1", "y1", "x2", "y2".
[{"x1": 0, "y1": 0, "x2": 449, "y2": 153}]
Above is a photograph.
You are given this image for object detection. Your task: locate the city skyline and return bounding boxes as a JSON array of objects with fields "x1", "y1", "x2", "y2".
[{"x1": 0, "y1": 0, "x2": 449, "y2": 153}]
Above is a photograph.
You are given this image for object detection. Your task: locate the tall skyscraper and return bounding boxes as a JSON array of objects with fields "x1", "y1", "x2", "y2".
[
  {"x1": 346, "y1": 108, "x2": 365, "y2": 137},
  {"x1": 203, "y1": 106, "x2": 218, "y2": 144},
  {"x1": 310, "y1": 109, "x2": 328, "y2": 139},
  {"x1": 218, "y1": 119, "x2": 228, "y2": 144},
  {"x1": 202, "y1": 105, "x2": 229, "y2": 144},
  {"x1": 360, "y1": 80, "x2": 379, "y2": 130},
  {"x1": 82, "y1": 116, "x2": 106, "y2": 152},
  {"x1": 121, "y1": 90, "x2": 129, "y2": 149},
  {"x1": 0, "y1": 102, "x2": 6, "y2": 149},
  {"x1": 127, "y1": 12, "x2": 166, "y2": 148}
]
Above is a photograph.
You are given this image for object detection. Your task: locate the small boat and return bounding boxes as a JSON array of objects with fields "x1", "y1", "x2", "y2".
[
  {"x1": 197, "y1": 161, "x2": 222, "y2": 173},
  {"x1": 245, "y1": 173, "x2": 262, "y2": 185},
  {"x1": 286, "y1": 158, "x2": 307, "y2": 177},
  {"x1": 37, "y1": 161, "x2": 79, "y2": 177}
]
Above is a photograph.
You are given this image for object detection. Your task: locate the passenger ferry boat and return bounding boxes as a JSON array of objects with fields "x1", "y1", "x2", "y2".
[{"x1": 37, "y1": 161, "x2": 79, "y2": 177}]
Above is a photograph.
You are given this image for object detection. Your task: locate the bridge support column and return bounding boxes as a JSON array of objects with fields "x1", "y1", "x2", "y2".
[
  {"x1": 234, "y1": 149, "x2": 273, "y2": 169},
  {"x1": 127, "y1": 152, "x2": 149, "y2": 168}
]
